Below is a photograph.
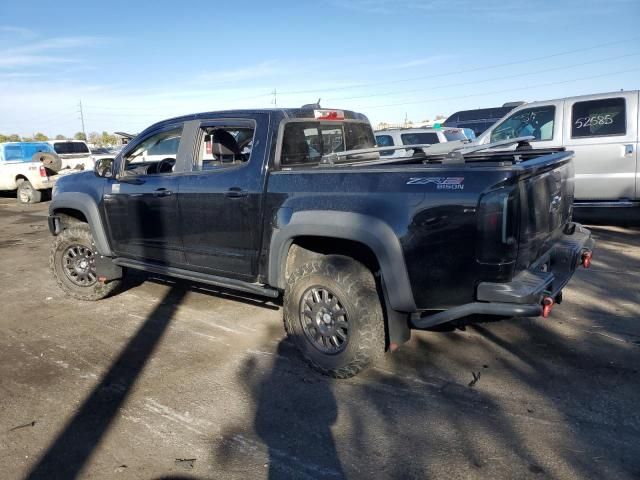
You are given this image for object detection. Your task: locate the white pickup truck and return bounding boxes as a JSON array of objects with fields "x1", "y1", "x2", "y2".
[
  {"x1": 0, "y1": 142, "x2": 66, "y2": 204},
  {"x1": 47, "y1": 140, "x2": 96, "y2": 170}
]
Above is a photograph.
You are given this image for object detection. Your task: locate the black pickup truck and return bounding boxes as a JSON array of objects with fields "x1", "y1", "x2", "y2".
[{"x1": 47, "y1": 107, "x2": 594, "y2": 378}]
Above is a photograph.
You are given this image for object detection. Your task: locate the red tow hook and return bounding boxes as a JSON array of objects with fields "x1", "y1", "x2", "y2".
[
  {"x1": 581, "y1": 250, "x2": 593, "y2": 268},
  {"x1": 542, "y1": 296, "x2": 554, "y2": 318}
]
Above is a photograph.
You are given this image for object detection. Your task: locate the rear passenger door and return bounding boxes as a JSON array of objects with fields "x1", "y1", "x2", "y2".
[
  {"x1": 178, "y1": 114, "x2": 269, "y2": 280},
  {"x1": 563, "y1": 92, "x2": 638, "y2": 201}
]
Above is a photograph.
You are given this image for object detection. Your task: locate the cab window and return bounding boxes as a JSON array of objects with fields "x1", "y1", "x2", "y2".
[
  {"x1": 195, "y1": 124, "x2": 255, "y2": 171},
  {"x1": 571, "y1": 97, "x2": 626, "y2": 138},
  {"x1": 122, "y1": 126, "x2": 183, "y2": 176},
  {"x1": 280, "y1": 121, "x2": 375, "y2": 167},
  {"x1": 491, "y1": 106, "x2": 556, "y2": 142}
]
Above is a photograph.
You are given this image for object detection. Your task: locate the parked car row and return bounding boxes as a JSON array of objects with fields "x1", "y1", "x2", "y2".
[
  {"x1": 476, "y1": 90, "x2": 639, "y2": 209},
  {"x1": 0, "y1": 139, "x2": 120, "y2": 204},
  {"x1": 376, "y1": 90, "x2": 640, "y2": 211}
]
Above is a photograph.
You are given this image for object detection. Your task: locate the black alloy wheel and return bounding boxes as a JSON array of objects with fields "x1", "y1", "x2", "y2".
[
  {"x1": 299, "y1": 286, "x2": 349, "y2": 354},
  {"x1": 62, "y1": 244, "x2": 97, "y2": 287}
]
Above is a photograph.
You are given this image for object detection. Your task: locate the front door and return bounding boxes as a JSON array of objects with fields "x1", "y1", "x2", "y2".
[
  {"x1": 178, "y1": 116, "x2": 269, "y2": 280},
  {"x1": 103, "y1": 123, "x2": 189, "y2": 265},
  {"x1": 563, "y1": 92, "x2": 639, "y2": 201}
]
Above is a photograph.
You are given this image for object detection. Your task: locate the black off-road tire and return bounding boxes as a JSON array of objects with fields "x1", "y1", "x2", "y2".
[
  {"x1": 16, "y1": 179, "x2": 42, "y2": 204},
  {"x1": 50, "y1": 224, "x2": 121, "y2": 301},
  {"x1": 283, "y1": 255, "x2": 385, "y2": 378}
]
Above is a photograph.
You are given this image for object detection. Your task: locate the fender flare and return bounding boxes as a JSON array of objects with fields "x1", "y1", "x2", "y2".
[
  {"x1": 49, "y1": 192, "x2": 113, "y2": 256},
  {"x1": 268, "y1": 210, "x2": 417, "y2": 313}
]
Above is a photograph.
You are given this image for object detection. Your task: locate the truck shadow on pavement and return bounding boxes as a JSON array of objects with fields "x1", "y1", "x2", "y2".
[
  {"x1": 215, "y1": 338, "x2": 346, "y2": 480},
  {"x1": 26, "y1": 286, "x2": 187, "y2": 480},
  {"x1": 211, "y1": 224, "x2": 639, "y2": 479}
]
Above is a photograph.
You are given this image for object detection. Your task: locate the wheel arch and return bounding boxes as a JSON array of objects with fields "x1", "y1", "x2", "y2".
[
  {"x1": 269, "y1": 210, "x2": 416, "y2": 314},
  {"x1": 49, "y1": 192, "x2": 112, "y2": 256}
]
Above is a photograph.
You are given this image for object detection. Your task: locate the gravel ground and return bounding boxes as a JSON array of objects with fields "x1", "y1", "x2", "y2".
[{"x1": 0, "y1": 197, "x2": 638, "y2": 480}]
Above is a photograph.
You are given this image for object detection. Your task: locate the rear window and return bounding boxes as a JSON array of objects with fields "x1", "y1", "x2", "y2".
[
  {"x1": 571, "y1": 97, "x2": 626, "y2": 138},
  {"x1": 1, "y1": 143, "x2": 54, "y2": 162},
  {"x1": 443, "y1": 129, "x2": 467, "y2": 141},
  {"x1": 400, "y1": 132, "x2": 439, "y2": 145},
  {"x1": 375, "y1": 134, "x2": 394, "y2": 156},
  {"x1": 281, "y1": 121, "x2": 375, "y2": 166},
  {"x1": 53, "y1": 142, "x2": 90, "y2": 155}
]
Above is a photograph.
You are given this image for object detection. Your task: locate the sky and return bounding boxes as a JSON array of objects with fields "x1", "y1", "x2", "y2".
[{"x1": 0, "y1": 0, "x2": 639, "y2": 137}]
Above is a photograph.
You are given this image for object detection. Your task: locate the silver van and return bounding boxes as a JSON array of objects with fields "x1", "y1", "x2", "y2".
[{"x1": 476, "y1": 90, "x2": 639, "y2": 209}]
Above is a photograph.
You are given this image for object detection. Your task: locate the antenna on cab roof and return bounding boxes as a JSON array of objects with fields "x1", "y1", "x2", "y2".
[{"x1": 301, "y1": 98, "x2": 321, "y2": 109}]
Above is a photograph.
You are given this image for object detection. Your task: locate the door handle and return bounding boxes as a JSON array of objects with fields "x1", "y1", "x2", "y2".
[
  {"x1": 624, "y1": 144, "x2": 634, "y2": 157},
  {"x1": 153, "y1": 188, "x2": 173, "y2": 197},
  {"x1": 225, "y1": 187, "x2": 248, "y2": 198}
]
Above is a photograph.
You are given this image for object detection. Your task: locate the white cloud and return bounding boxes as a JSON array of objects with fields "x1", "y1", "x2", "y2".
[{"x1": 0, "y1": 35, "x2": 107, "y2": 69}]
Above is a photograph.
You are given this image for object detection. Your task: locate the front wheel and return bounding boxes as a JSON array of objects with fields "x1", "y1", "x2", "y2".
[
  {"x1": 50, "y1": 224, "x2": 121, "y2": 301},
  {"x1": 283, "y1": 255, "x2": 385, "y2": 378}
]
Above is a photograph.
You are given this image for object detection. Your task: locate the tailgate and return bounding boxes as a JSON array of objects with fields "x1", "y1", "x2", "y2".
[{"x1": 515, "y1": 151, "x2": 575, "y2": 271}]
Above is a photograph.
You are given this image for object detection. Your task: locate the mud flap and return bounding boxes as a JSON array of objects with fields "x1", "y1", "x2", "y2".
[
  {"x1": 380, "y1": 276, "x2": 411, "y2": 350},
  {"x1": 95, "y1": 255, "x2": 122, "y2": 282}
]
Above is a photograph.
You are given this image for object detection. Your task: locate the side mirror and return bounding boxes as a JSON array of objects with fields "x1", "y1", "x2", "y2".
[{"x1": 94, "y1": 158, "x2": 114, "y2": 178}]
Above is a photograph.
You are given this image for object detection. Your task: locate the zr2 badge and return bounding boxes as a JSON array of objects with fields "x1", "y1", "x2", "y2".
[{"x1": 406, "y1": 177, "x2": 464, "y2": 190}]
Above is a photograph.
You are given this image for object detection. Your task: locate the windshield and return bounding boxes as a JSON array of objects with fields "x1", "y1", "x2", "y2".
[
  {"x1": 52, "y1": 142, "x2": 90, "y2": 155},
  {"x1": 491, "y1": 106, "x2": 556, "y2": 142}
]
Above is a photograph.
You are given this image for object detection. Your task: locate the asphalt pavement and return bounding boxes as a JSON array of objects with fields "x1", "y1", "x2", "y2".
[{"x1": 0, "y1": 197, "x2": 638, "y2": 479}]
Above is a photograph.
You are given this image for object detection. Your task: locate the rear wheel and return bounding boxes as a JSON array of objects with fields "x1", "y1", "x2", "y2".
[
  {"x1": 16, "y1": 179, "x2": 42, "y2": 204},
  {"x1": 283, "y1": 255, "x2": 385, "y2": 378},
  {"x1": 50, "y1": 224, "x2": 121, "y2": 300}
]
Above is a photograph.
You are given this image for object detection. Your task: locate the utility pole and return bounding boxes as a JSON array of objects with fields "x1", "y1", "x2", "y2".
[
  {"x1": 271, "y1": 88, "x2": 277, "y2": 107},
  {"x1": 78, "y1": 100, "x2": 86, "y2": 140}
]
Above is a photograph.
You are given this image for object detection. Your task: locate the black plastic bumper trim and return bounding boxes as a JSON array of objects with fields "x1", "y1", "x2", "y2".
[{"x1": 411, "y1": 302, "x2": 543, "y2": 329}]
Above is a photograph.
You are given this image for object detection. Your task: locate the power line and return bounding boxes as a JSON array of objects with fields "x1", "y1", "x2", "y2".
[
  {"x1": 276, "y1": 36, "x2": 639, "y2": 96},
  {"x1": 359, "y1": 67, "x2": 640, "y2": 110},
  {"x1": 327, "y1": 52, "x2": 640, "y2": 102}
]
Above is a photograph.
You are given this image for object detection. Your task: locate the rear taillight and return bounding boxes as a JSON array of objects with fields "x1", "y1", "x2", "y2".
[
  {"x1": 39, "y1": 165, "x2": 48, "y2": 178},
  {"x1": 477, "y1": 187, "x2": 519, "y2": 264}
]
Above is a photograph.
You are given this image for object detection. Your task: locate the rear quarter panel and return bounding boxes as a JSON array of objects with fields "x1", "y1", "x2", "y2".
[{"x1": 265, "y1": 166, "x2": 517, "y2": 310}]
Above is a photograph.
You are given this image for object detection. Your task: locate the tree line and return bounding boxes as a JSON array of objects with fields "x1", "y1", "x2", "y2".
[{"x1": 0, "y1": 131, "x2": 120, "y2": 146}]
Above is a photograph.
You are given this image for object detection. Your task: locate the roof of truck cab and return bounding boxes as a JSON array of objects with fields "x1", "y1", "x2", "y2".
[
  {"x1": 515, "y1": 89, "x2": 639, "y2": 106},
  {"x1": 141, "y1": 108, "x2": 370, "y2": 135}
]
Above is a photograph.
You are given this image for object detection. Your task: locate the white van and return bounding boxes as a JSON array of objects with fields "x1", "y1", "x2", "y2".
[
  {"x1": 375, "y1": 127, "x2": 468, "y2": 158},
  {"x1": 476, "y1": 90, "x2": 639, "y2": 208}
]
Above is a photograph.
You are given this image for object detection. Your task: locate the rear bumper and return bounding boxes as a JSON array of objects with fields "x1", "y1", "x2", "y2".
[
  {"x1": 411, "y1": 223, "x2": 594, "y2": 329},
  {"x1": 32, "y1": 175, "x2": 57, "y2": 190},
  {"x1": 477, "y1": 223, "x2": 594, "y2": 304}
]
